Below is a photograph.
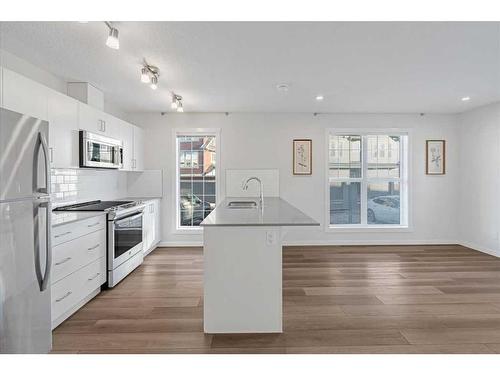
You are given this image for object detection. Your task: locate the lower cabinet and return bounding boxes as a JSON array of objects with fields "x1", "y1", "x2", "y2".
[
  {"x1": 51, "y1": 218, "x2": 107, "y2": 329},
  {"x1": 143, "y1": 199, "x2": 161, "y2": 256}
]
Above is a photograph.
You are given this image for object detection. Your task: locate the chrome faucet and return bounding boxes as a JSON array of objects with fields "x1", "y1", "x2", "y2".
[{"x1": 242, "y1": 177, "x2": 264, "y2": 208}]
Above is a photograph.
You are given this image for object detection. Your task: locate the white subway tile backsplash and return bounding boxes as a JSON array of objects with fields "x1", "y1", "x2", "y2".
[{"x1": 51, "y1": 168, "x2": 128, "y2": 207}]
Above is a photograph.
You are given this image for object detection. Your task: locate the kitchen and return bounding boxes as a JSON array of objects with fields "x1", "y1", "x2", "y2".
[{"x1": 1, "y1": 5, "x2": 500, "y2": 372}]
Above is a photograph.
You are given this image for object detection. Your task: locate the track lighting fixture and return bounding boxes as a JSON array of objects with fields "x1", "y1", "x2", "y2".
[
  {"x1": 105, "y1": 22, "x2": 119, "y2": 50},
  {"x1": 171, "y1": 94, "x2": 182, "y2": 109},
  {"x1": 171, "y1": 94, "x2": 183, "y2": 112},
  {"x1": 140, "y1": 61, "x2": 160, "y2": 90}
]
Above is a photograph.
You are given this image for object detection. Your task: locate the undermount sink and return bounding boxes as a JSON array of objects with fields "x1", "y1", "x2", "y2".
[{"x1": 227, "y1": 200, "x2": 258, "y2": 209}]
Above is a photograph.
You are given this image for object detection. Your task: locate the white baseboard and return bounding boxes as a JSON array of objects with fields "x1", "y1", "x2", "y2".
[
  {"x1": 459, "y1": 240, "x2": 500, "y2": 258},
  {"x1": 282, "y1": 239, "x2": 457, "y2": 246},
  {"x1": 159, "y1": 241, "x2": 203, "y2": 247},
  {"x1": 158, "y1": 239, "x2": 458, "y2": 248}
]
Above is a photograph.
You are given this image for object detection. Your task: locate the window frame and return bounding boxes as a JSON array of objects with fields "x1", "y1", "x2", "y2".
[
  {"x1": 325, "y1": 128, "x2": 412, "y2": 232},
  {"x1": 173, "y1": 128, "x2": 221, "y2": 233}
]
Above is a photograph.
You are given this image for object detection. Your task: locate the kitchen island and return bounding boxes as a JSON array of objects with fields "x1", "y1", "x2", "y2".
[{"x1": 200, "y1": 197, "x2": 319, "y2": 333}]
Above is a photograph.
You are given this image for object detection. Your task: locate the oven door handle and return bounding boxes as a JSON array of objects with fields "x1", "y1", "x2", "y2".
[{"x1": 114, "y1": 211, "x2": 144, "y2": 223}]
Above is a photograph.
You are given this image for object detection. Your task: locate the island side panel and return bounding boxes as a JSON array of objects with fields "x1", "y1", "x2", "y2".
[{"x1": 203, "y1": 226, "x2": 282, "y2": 333}]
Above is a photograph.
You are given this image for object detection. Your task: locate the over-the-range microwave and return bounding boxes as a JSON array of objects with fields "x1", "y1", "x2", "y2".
[{"x1": 79, "y1": 130, "x2": 123, "y2": 169}]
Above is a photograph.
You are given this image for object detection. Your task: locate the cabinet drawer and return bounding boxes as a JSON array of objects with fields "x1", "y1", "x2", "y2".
[
  {"x1": 52, "y1": 228, "x2": 106, "y2": 284},
  {"x1": 51, "y1": 256, "x2": 106, "y2": 322},
  {"x1": 52, "y1": 215, "x2": 106, "y2": 246}
]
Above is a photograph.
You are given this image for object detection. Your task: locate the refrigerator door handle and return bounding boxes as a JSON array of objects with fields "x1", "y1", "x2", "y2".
[
  {"x1": 33, "y1": 201, "x2": 44, "y2": 291},
  {"x1": 33, "y1": 199, "x2": 52, "y2": 292},
  {"x1": 40, "y1": 200, "x2": 52, "y2": 291},
  {"x1": 33, "y1": 132, "x2": 50, "y2": 195}
]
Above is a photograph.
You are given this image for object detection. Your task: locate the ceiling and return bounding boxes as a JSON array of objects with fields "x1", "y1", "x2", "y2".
[{"x1": 0, "y1": 22, "x2": 499, "y2": 114}]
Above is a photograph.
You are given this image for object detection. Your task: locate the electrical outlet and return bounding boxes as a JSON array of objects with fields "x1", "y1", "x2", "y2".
[{"x1": 266, "y1": 231, "x2": 277, "y2": 245}]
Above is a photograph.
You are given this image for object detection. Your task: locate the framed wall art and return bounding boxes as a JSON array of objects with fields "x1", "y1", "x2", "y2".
[
  {"x1": 426, "y1": 140, "x2": 446, "y2": 175},
  {"x1": 293, "y1": 139, "x2": 312, "y2": 175}
]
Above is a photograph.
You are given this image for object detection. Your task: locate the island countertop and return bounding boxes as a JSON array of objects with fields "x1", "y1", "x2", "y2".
[{"x1": 200, "y1": 197, "x2": 319, "y2": 227}]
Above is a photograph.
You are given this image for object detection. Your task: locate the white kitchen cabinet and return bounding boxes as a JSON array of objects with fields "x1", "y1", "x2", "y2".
[
  {"x1": 51, "y1": 215, "x2": 107, "y2": 329},
  {"x1": 1, "y1": 68, "x2": 48, "y2": 120},
  {"x1": 119, "y1": 121, "x2": 134, "y2": 171},
  {"x1": 132, "y1": 125, "x2": 144, "y2": 171},
  {"x1": 103, "y1": 113, "x2": 123, "y2": 140},
  {"x1": 143, "y1": 199, "x2": 161, "y2": 256},
  {"x1": 78, "y1": 102, "x2": 120, "y2": 139},
  {"x1": 47, "y1": 89, "x2": 79, "y2": 168}
]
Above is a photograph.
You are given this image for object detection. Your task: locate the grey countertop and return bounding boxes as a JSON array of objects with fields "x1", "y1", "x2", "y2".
[
  {"x1": 52, "y1": 211, "x2": 107, "y2": 227},
  {"x1": 200, "y1": 197, "x2": 319, "y2": 227}
]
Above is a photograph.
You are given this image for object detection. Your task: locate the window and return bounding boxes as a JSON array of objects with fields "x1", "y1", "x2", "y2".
[
  {"x1": 328, "y1": 131, "x2": 408, "y2": 228},
  {"x1": 176, "y1": 133, "x2": 218, "y2": 229}
]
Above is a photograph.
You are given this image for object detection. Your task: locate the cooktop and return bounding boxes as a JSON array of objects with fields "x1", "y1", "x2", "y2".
[{"x1": 53, "y1": 200, "x2": 134, "y2": 212}]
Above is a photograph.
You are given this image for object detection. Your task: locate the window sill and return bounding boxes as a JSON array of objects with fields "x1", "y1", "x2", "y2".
[{"x1": 326, "y1": 225, "x2": 412, "y2": 233}]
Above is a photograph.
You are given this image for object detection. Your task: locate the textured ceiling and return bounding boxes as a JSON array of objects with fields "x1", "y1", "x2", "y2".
[{"x1": 0, "y1": 21, "x2": 499, "y2": 114}]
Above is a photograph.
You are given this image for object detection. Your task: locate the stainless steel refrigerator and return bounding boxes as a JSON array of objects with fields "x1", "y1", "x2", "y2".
[{"x1": 0, "y1": 107, "x2": 52, "y2": 353}]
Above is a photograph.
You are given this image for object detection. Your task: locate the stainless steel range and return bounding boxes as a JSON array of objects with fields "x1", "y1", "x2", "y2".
[{"x1": 54, "y1": 200, "x2": 145, "y2": 287}]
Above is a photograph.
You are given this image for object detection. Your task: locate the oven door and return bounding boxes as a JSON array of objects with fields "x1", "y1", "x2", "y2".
[{"x1": 108, "y1": 212, "x2": 144, "y2": 270}]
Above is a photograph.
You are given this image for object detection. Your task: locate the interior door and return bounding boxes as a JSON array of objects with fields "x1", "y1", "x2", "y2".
[{"x1": 0, "y1": 199, "x2": 52, "y2": 353}]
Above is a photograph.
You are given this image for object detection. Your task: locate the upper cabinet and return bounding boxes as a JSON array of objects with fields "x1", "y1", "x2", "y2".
[
  {"x1": 2, "y1": 68, "x2": 48, "y2": 120},
  {"x1": 78, "y1": 102, "x2": 120, "y2": 140},
  {"x1": 119, "y1": 120, "x2": 134, "y2": 171},
  {"x1": 0, "y1": 67, "x2": 145, "y2": 171},
  {"x1": 132, "y1": 125, "x2": 144, "y2": 171},
  {"x1": 47, "y1": 90, "x2": 79, "y2": 168}
]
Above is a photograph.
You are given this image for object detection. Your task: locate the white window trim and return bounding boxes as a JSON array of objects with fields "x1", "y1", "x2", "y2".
[
  {"x1": 324, "y1": 128, "x2": 413, "y2": 233},
  {"x1": 172, "y1": 128, "x2": 221, "y2": 234}
]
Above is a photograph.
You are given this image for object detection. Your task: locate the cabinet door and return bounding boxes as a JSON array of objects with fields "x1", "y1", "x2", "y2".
[
  {"x1": 47, "y1": 90, "x2": 79, "y2": 168},
  {"x1": 78, "y1": 102, "x2": 108, "y2": 134},
  {"x1": 132, "y1": 125, "x2": 144, "y2": 171},
  {"x1": 2, "y1": 68, "x2": 48, "y2": 120},
  {"x1": 120, "y1": 121, "x2": 134, "y2": 171},
  {"x1": 142, "y1": 202, "x2": 153, "y2": 253},
  {"x1": 153, "y1": 199, "x2": 161, "y2": 245},
  {"x1": 103, "y1": 113, "x2": 122, "y2": 140}
]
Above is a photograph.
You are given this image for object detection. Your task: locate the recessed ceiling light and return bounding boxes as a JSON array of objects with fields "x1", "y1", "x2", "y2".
[
  {"x1": 316, "y1": 95, "x2": 324, "y2": 101},
  {"x1": 276, "y1": 83, "x2": 289, "y2": 92},
  {"x1": 461, "y1": 96, "x2": 471, "y2": 101}
]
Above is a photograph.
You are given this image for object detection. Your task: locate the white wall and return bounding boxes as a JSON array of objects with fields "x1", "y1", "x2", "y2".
[
  {"x1": 458, "y1": 102, "x2": 500, "y2": 256},
  {"x1": 127, "y1": 112, "x2": 460, "y2": 246}
]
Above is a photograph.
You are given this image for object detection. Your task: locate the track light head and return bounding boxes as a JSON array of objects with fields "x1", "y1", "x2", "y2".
[
  {"x1": 150, "y1": 76, "x2": 158, "y2": 90},
  {"x1": 140, "y1": 67, "x2": 150, "y2": 83},
  {"x1": 171, "y1": 94, "x2": 179, "y2": 109},
  {"x1": 106, "y1": 26, "x2": 119, "y2": 50}
]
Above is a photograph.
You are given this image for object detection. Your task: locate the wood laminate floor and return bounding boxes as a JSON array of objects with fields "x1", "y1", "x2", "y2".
[{"x1": 52, "y1": 245, "x2": 500, "y2": 354}]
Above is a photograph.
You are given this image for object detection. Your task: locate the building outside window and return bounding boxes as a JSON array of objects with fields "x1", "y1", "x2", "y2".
[
  {"x1": 176, "y1": 134, "x2": 217, "y2": 228},
  {"x1": 327, "y1": 130, "x2": 409, "y2": 228}
]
